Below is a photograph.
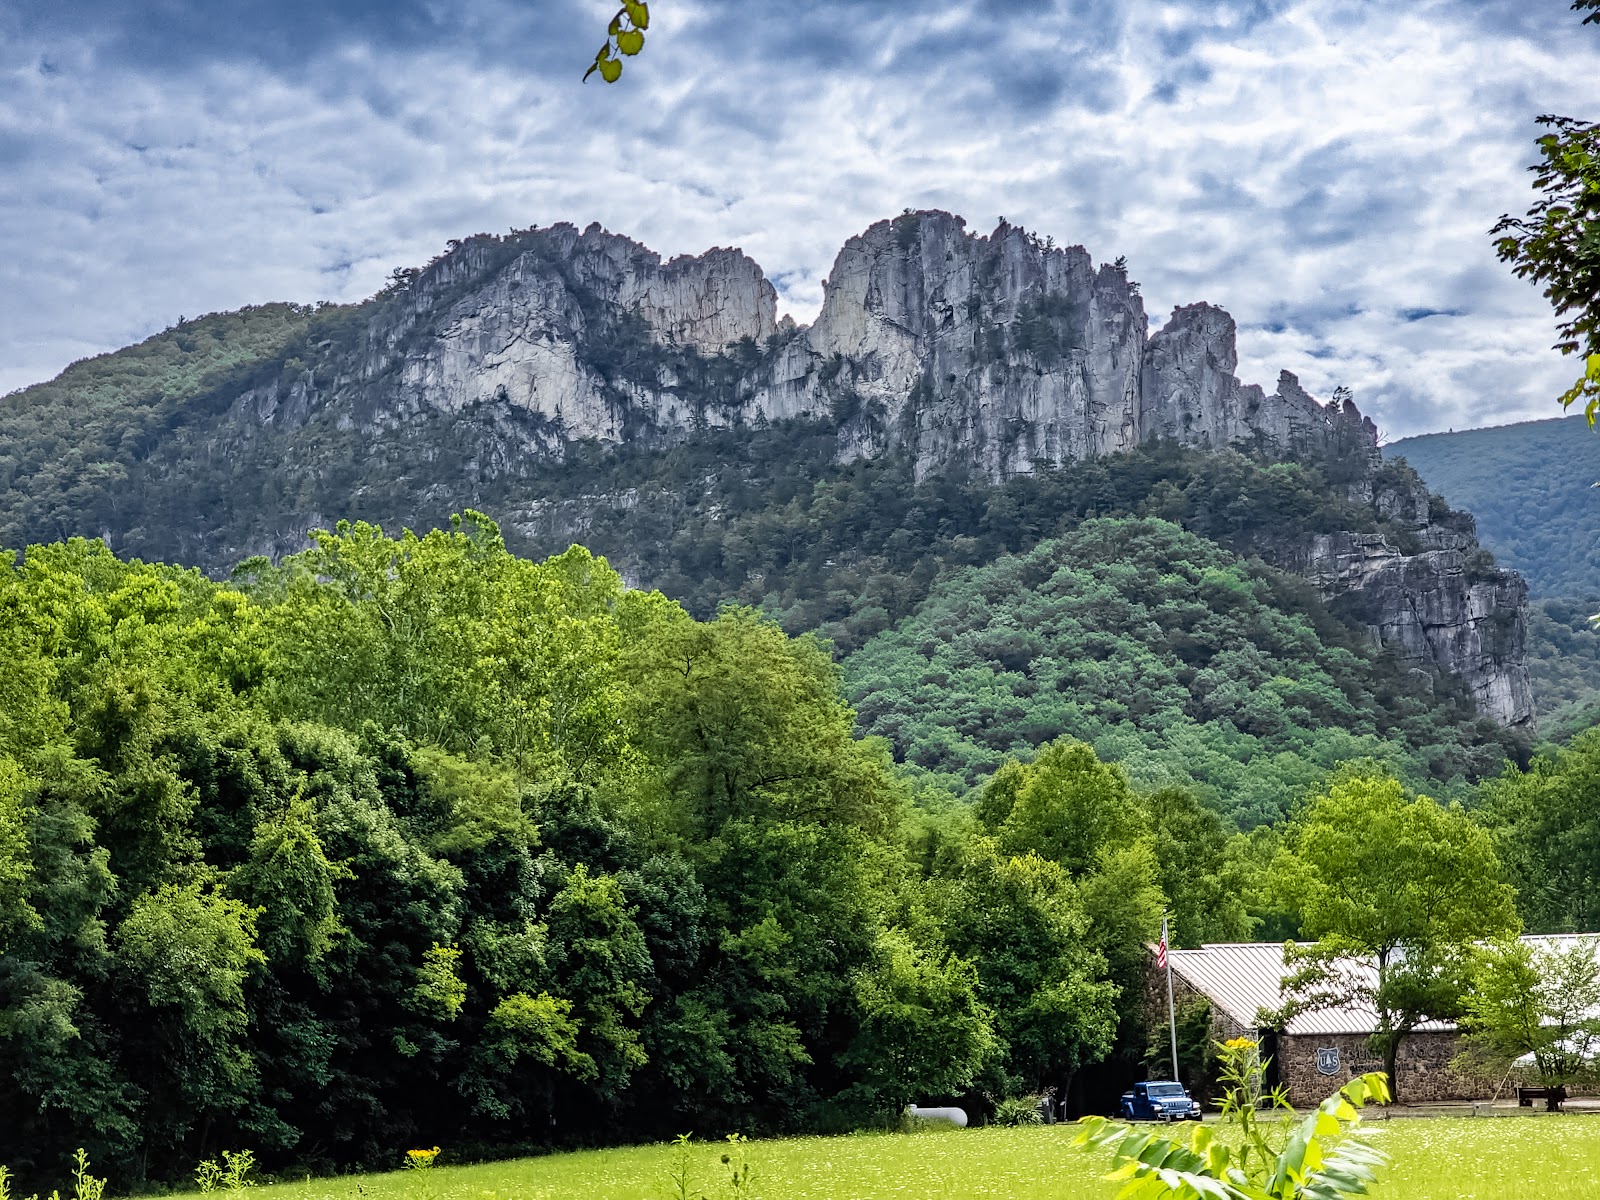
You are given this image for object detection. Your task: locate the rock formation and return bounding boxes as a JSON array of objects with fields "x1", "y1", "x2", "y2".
[
  {"x1": 101, "y1": 211, "x2": 1546, "y2": 728},
  {"x1": 1275, "y1": 470, "x2": 1534, "y2": 729},
  {"x1": 282, "y1": 212, "x2": 1377, "y2": 478}
]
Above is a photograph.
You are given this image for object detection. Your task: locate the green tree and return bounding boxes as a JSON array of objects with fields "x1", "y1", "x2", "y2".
[
  {"x1": 1454, "y1": 936, "x2": 1600, "y2": 1107},
  {"x1": 939, "y1": 842, "x2": 1117, "y2": 1096},
  {"x1": 1144, "y1": 785, "x2": 1254, "y2": 947},
  {"x1": 989, "y1": 740, "x2": 1146, "y2": 876},
  {"x1": 115, "y1": 882, "x2": 267, "y2": 1164},
  {"x1": 1479, "y1": 729, "x2": 1600, "y2": 933},
  {"x1": 1275, "y1": 771, "x2": 1520, "y2": 1100},
  {"x1": 626, "y1": 605, "x2": 898, "y2": 837},
  {"x1": 1493, "y1": 2, "x2": 1600, "y2": 417},
  {"x1": 0, "y1": 758, "x2": 35, "y2": 940},
  {"x1": 841, "y1": 929, "x2": 998, "y2": 1116},
  {"x1": 543, "y1": 864, "x2": 651, "y2": 1101},
  {"x1": 459, "y1": 991, "x2": 592, "y2": 1122}
]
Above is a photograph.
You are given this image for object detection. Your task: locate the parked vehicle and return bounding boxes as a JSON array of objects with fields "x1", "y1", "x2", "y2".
[{"x1": 1119, "y1": 1080, "x2": 1202, "y2": 1122}]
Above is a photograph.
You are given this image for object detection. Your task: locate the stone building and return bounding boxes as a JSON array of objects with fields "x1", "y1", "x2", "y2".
[{"x1": 1150, "y1": 938, "x2": 1599, "y2": 1106}]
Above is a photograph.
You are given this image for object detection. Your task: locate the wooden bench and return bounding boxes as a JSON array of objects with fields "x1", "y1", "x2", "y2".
[{"x1": 1516, "y1": 1085, "x2": 1566, "y2": 1110}]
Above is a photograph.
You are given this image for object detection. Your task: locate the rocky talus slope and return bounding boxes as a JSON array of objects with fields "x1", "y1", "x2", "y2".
[{"x1": 2, "y1": 211, "x2": 1533, "y2": 726}]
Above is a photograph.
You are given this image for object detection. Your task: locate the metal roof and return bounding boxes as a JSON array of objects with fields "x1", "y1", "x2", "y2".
[{"x1": 1160, "y1": 935, "x2": 1600, "y2": 1037}]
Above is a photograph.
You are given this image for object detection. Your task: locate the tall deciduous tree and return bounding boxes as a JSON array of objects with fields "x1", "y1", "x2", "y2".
[
  {"x1": 841, "y1": 928, "x2": 998, "y2": 1114},
  {"x1": 1454, "y1": 936, "x2": 1600, "y2": 1107},
  {"x1": 1275, "y1": 771, "x2": 1520, "y2": 1100},
  {"x1": 939, "y1": 841, "x2": 1117, "y2": 1097},
  {"x1": 1479, "y1": 728, "x2": 1600, "y2": 934}
]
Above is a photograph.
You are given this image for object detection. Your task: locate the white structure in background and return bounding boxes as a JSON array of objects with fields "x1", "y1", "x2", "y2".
[{"x1": 906, "y1": 1105, "x2": 968, "y2": 1127}]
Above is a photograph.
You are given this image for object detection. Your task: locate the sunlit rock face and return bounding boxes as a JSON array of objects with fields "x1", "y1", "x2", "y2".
[
  {"x1": 758, "y1": 213, "x2": 1146, "y2": 477},
  {"x1": 1140, "y1": 303, "x2": 1379, "y2": 458},
  {"x1": 751, "y1": 214, "x2": 1373, "y2": 480},
  {"x1": 287, "y1": 210, "x2": 1374, "y2": 477},
  {"x1": 339, "y1": 222, "x2": 779, "y2": 445},
  {"x1": 225, "y1": 209, "x2": 1532, "y2": 729}
]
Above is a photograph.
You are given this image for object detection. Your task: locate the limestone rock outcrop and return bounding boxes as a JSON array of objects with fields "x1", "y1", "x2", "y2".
[
  {"x1": 1294, "y1": 531, "x2": 1532, "y2": 728},
  {"x1": 228, "y1": 210, "x2": 1532, "y2": 729}
]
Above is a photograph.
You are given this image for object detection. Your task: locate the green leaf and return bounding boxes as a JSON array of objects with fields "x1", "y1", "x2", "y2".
[
  {"x1": 625, "y1": 0, "x2": 651, "y2": 29},
  {"x1": 617, "y1": 29, "x2": 645, "y2": 55},
  {"x1": 598, "y1": 57, "x2": 623, "y2": 82}
]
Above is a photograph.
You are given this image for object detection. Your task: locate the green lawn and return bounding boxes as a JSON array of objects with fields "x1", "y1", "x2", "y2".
[{"x1": 230, "y1": 1117, "x2": 1600, "y2": 1200}]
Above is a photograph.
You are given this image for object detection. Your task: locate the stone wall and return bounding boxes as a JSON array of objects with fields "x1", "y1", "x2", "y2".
[{"x1": 1275, "y1": 1031, "x2": 1500, "y2": 1106}]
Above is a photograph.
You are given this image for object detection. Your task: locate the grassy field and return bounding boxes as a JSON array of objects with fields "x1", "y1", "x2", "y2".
[{"x1": 232, "y1": 1116, "x2": 1600, "y2": 1200}]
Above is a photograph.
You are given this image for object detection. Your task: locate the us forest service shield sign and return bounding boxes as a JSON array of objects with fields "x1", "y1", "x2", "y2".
[{"x1": 1315, "y1": 1047, "x2": 1341, "y2": 1076}]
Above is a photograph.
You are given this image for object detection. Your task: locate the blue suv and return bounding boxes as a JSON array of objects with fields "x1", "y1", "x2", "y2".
[{"x1": 1119, "y1": 1080, "x2": 1202, "y2": 1122}]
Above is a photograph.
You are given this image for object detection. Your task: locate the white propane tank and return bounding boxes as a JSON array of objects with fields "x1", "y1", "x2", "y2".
[{"x1": 907, "y1": 1104, "x2": 968, "y2": 1127}]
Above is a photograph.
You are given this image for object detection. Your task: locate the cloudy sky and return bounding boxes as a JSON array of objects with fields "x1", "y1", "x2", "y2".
[{"x1": 2, "y1": 0, "x2": 1596, "y2": 439}]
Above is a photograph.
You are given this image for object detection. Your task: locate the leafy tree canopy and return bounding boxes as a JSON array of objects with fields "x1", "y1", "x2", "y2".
[
  {"x1": 1275, "y1": 769, "x2": 1520, "y2": 1099},
  {"x1": 844, "y1": 518, "x2": 1522, "y2": 824},
  {"x1": 1454, "y1": 935, "x2": 1600, "y2": 1100},
  {"x1": 1493, "y1": 2, "x2": 1600, "y2": 416}
]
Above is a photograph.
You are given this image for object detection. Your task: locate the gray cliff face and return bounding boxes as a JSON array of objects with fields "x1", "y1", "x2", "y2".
[
  {"x1": 257, "y1": 212, "x2": 1375, "y2": 474},
  {"x1": 1294, "y1": 532, "x2": 1533, "y2": 728},
  {"x1": 323, "y1": 222, "x2": 778, "y2": 446},
  {"x1": 1260, "y1": 449, "x2": 1534, "y2": 729},
  {"x1": 232, "y1": 210, "x2": 1531, "y2": 729},
  {"x1": 754, "y1": 214, "x2": 1374, "y2": 479},
  {"x1": 1140, "y1": 303, "x2": 1379, "y2": 456},
  {"x1": 759, "y1": 214, "x2": 1144, "y2": 476}
]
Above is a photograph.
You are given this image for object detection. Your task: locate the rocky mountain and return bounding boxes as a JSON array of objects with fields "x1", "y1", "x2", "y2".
[
  {"x1": 0, "y1": 210, "x2": 1532, "y2": 728},
  {"x1": 317, "y1": 211, "x2": 1375, "y2": 477}
]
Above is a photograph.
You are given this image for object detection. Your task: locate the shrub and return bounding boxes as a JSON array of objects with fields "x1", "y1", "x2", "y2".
[{"x1": 991, "y1": 1096, "x2": 1045, "y2": 1127}]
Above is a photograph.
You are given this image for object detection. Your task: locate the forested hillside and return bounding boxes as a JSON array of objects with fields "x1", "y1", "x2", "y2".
[
  {"x1": 1387, "y1": 416, "x2": 1600, "y2": 597},
  {"x1": 0, "y1": 217, "x2": 1539, "y2": 746},
  {"x1": 0, "y1": 304, "x2": 324, "y2": 548},
  {"x1": 4, "y1": 349, "x2": 1540, "y2": 814},
  {"x1": 499, "y1": 427, "x2": 1401, "y2": 656},
  {"x1": 1526, "y1": 594, "x2": 1600, "y2": 739},
  {"x1": 2, "y1": 518, "x2": 1593, "y2": 1193},
  {"x1": 842, "y1": 518, "x2": 1520, "y2": 825},
  {"x1": 0, "y1": 517, "x2": 1274, "y2": 1187}
]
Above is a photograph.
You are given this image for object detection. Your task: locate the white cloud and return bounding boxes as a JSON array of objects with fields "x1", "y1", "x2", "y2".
[{"x1": 1, "y1": 0, "x2": 1597, "y2": 440}]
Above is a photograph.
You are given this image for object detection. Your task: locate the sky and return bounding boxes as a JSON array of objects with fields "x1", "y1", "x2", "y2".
[{"x1": 1, "y1": 0, "x2": 1597, "y2": 440}]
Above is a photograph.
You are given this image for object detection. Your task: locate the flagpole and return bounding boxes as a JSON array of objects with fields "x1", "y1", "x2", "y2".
[{"x1": 1163, "y1": 912, "x2": 1180, "y2": 1083}]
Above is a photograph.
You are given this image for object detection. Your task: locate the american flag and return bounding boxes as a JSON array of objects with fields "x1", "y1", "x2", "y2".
[{"x1": 1156, "y1": 919, "x2": 1168, "y2": 970}]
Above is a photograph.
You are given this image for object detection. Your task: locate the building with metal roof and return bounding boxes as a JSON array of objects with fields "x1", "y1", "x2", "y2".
[{"x1": 1150, "y1": 935, "x2": 1600, "y2": 1106}]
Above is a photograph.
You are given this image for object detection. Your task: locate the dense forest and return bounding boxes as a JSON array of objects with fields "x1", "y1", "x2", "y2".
[
  {"x1": 842, "y1": 518, "x2": 1521, "y2": 824},
  {"x1": 7, "y1": 261, "x2": 1600, "y2": 1191},
  {"x1": 502, "y1": 426, "x2": 1399, "y2": 655},
  {"x1": 0, "y1": 518, "x2": 1250, "y2": 1186},
  {"x1": 1, "y1": 516, "x2": 1595, "y2": 1192}
]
